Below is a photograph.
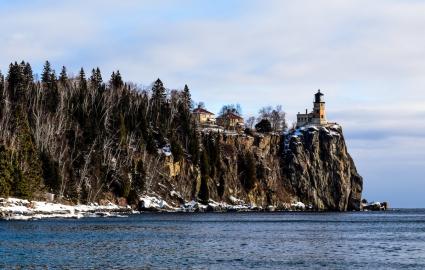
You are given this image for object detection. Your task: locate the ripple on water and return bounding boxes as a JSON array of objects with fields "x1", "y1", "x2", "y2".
[{"x1": 0, "y1": 210, "x2": 425, "y2": 269}]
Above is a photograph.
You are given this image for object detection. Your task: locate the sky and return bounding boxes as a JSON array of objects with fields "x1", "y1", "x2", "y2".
[{"x1": 0, "y1": 0, "x2": 424, "y2": 207}]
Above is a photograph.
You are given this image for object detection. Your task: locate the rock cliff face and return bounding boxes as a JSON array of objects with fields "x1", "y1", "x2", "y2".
[
  {"x1": 151, "y1": 124, "x2": 363, "y2": 211},
  {"x1": 281, "y1": 124, "x2": 363, "y2": 211}
]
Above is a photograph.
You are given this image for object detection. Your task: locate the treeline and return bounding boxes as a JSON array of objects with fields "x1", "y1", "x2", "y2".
[{"x1": 0, "y1": 61, "x2": 200, "y2": 202}]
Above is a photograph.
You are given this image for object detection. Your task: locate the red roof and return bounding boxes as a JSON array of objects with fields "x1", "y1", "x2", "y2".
[
  {"x1": 218, "y1": 112, "x2": 243, "y2": 120},
  {"x1": 192, "y1": 107, "x2": 214, "y2": 115}
]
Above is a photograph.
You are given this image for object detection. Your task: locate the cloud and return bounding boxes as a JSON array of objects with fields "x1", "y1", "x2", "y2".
[{"x1": 0, "y1": 0, "x2": 424, "y2": 207}]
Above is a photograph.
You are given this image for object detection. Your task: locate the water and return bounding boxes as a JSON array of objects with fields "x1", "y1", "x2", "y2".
[{"x1": 1, "y1": 210, "x2": 425, "y2": 269}]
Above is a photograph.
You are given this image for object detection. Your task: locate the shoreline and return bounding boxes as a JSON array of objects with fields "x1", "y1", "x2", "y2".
[{"x1": 1, "y1": 197, "x2": 388, "y2": 221}]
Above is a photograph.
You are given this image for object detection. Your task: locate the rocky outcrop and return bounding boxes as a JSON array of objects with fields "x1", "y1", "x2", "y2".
[
  {"x1": 282, "y1": 124, "x2": 363, "y2": 211},
  {"x1": 149, "y1": 123, "x2": 363, "y2": 211}
]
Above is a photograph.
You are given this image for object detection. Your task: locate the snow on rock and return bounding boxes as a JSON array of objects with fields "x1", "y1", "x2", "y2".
[
  {"x1": 0, "y1": 197, "x2": 130, "y2": 220},
  {"x1": 291, "y1": 201, "x2": 306, "y2": 210},
  {"x1": 139, "y1": 195, "x2": 172, "y2": 210},
  {"x1": 229, "y1": 195, "x2": 245, "y2": 205},
  {"x1": 158, "y1": 145, "x2": 172, "y2": 157}
]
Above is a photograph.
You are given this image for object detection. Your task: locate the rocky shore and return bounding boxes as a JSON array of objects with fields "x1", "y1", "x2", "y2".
[{"x1": 0, "y1": 196, "x2": 313, "y2": 220}]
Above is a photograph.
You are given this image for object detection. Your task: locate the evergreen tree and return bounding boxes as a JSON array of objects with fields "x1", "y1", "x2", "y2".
[
  {"x1": 110, "y1": 70, "x2": 123, "y2": 89},
  {"x1": 14, "y1": 107, "x2": 43, "y2": 198},
  {"x1": 90, "y1": 67, "x2": 103, "y2": 90},
  {"x1": 150, "y1": 78, "x2": 167, "y2": 127},
  {"x1": 152, "y1": 78, "x2": 166, "y2": 102},
  {"x1": 182, "y1": 84, "x2": 192, "y2": 111},
  {"x1": 170, "y1": 136, "x2": 184, "y2": 162},
  {"x1": 59, "y1": 66, "x2": 68, "y2": 85},
  {"x1": 22, "y1": 62, "x2": 33, "y2": 86},
  {"x1": 45, "y1": 70, "x2": 59, "y2": 113},
  {"x1": 78, "y1": 68, "x2": 87, "y2": 91},
  {"x1": 41, "y1": 61, "x2": 52, "y2": 84},
  {"x1": 7, "y1": 62, "x2": 25, "y2": 103},
  {"x1": 255, "y1": 119, "x2": 272, "y2": 133},
  {"x1": 40, "y1": 151, "x2": 60, "y2": 192},
  {"x1": 0, "y1": 145, "x2": 14, "y2": 197}
]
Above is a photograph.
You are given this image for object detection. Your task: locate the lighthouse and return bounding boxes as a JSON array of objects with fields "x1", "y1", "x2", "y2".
[
  {"x1": 311, "y1": 90, "x2": 327, "y2": 125},
  {"x1": 296, "y1": 90, "x2": 328, "y2": 128}
]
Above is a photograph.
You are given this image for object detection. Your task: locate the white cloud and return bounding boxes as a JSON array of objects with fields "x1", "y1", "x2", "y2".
[{"x1": 0, "y1": 0, "x2": 424, "y2": 206}]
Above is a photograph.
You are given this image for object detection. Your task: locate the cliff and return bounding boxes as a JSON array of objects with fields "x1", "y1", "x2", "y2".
[
  {"x1": 148, "y1": 124, "x2": 363, "y2": 211},
  {"x1": 0, "y1": 62, "x2": 363, "y2": 212},
  {"x1": 281, "y1": 124, "x2": 363, "y2": 211}
]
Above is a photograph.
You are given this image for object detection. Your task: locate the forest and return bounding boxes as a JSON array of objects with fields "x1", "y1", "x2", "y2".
[{"x1": 0, "y1": 61, "x2": 204, "y2": 203}]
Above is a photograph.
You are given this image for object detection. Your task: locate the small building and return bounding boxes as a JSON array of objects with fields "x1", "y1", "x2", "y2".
[
  {"x1": 216, "y1": 109, "x2": 244, "y2": 130},
  {"x1": 192, "y1": 105, "x2": 216, "y2": 126},
  {"x1": 296, "y1": 90, "x2": 327, "y2": 128}
]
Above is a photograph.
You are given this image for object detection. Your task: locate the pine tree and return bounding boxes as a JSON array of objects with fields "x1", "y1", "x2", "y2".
[
  {"x1": 182, "y1": 84, "x2": 192, "y2": 111},
  {"x1": 90, "y1": 67, "x2": 103, "y2": 90},
  {"x1": 152, "y1": 78, "x2": 166, "y2": 102},
  {"x1": 59, "y1": 66, "x2": 68, "y2": 85},
  {"x1": 0, "y1": 145, "x2": 14, "y2": 197},
  {"x1": 45, "y1": 70, "x2": 59, "y2": 113},
  {"x1": 78, "y1": 68, "x2": 87, "y2": 91},
  {"x1": 110, "y1": 70, "x2": 123, "y2": 89},
  {"x1": 150, "y1": 78, "x2": 167, "y2": 127},
  {"x1": 22, "y1": 62, "x2": 33, "y2": 86},
  {"x1": 14, "y1": 107, "x2": 43, "y2": 198},
  {"x1": 41, "y1": 61, "x2": 52, "y2": 84},
  {"x1": 7, "y1": 62, "x2": 25, "y2": 103}
]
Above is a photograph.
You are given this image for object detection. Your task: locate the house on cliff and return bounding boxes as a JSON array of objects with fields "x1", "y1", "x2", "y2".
[
  {"x1": 296, "y1": 90, "x2": 328, "y2": 128},
  {"x1": 192, "y1": 105, "x2": 216, "y2": 126},
  {"x1": 216, "y1": 109, "x2": 244, "y2": 130}
]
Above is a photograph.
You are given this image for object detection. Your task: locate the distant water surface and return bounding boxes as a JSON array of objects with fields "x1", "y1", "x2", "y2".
[{"x1": 1, "y1": 209, "x2": 425, "y2": 269}]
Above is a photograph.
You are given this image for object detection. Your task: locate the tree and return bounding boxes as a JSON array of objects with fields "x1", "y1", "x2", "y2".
[
  {"x1": 150, "y1": 78, "x2": 167, "y2": 127},
  {"x1": 151, "y1": 78, "x2": 166, "y2": 104},
  {"x1": 78, "y1": 68, "x2": 87, "y2": 91},
  {"x1": 182, "y1": 84, "x2": 192, "y2": 111},
  {"x1": 41, "y1": 61, "x2": 52, "y2": 84},
  {"x1": 110, "y1": 70, "x2": 124, "y2": 89},
  {"x1": 269, "y1": 105, "x2": 287, "y2": 132},
  {"x1": 44, "y1": 70, "x2": 59, "y2": 113},
  {"x1": 59, "y1": 66, "x2": 68, "y2": 85},
  {"x1": 0, "y1": 145, "x2": 13, "y2": 197},
  {"x1": 13, "y1": 107, "x2": 43, "y2": 198},
  {"x1": 90, "y1": 67, "x2": 103, "y2": 90},
  {"x1": 219, "y1": 104, "x2": 242, "y2": 116},
  {"x1": 255, "y1": 119, "x2": 272, "y2": 133},
  {"x1": 258, "y1": 105, "x2": 287, "y2": 132},
  {"x1": 22, "y1": 62, "x2": 33, "y2": 86},
  {"x1": 170, "y1": 136, "x2": 184, "y2": 162},
  {"x1": 246, "y1": 116, "x2": 256, "y2": 129},
  {"x1": 6, "y1": 62, "x2": 25, "y2": 103}
]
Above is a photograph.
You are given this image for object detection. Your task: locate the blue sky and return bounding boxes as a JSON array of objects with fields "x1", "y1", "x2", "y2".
[{"x1": 1, "y1": 0, "x2": 424, "y2": 207}]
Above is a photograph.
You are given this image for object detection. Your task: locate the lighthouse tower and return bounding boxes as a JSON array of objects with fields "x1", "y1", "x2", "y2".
[{"x1": 311, "y1": 90, "x2": 327, "y2": 125}]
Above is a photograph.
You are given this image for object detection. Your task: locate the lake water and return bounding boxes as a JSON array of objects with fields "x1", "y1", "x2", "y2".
[{"x1": 1, "y1": 210, "x2": 425, "y2": 269}]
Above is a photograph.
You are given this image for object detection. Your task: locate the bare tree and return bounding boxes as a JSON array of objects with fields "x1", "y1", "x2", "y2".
[
  {"x1": 258, "y1": 105, "x2": 287, "y2": 132},
  {"x1": 246, "y1": 116, "x2": 256, "y2": 129}
]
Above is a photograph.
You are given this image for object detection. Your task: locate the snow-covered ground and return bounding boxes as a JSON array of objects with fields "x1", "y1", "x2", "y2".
[
  {"x1": 0, "y1": 197, "x2": 132, "y2": 220},
  {"x1": 1, "y1": 195, "x2": 309, "y2": 220}
]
